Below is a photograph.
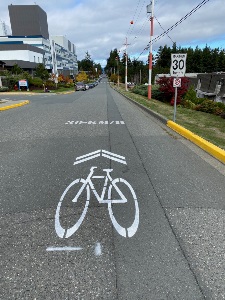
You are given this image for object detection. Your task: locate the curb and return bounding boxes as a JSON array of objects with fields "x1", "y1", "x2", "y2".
[
  {"x1": 57, "y1": 91, "x2": 75, "y2": 95},
  {"x1": 113, "y1": 87, "x2": 225, "y2": 165},
  {"x1": 0, "y1": 92, "x2": 36, "y2": 95},
  {"x1": 167, "y1": 121, "x2": 225, "y2": 164},
  {"x1": 114, "y1": 87, "x2": 168, "y2": 125},
  {"x1": 0, "y1": 90, "x2": 75, "y2": 95},
  {"x1": 0, "y1": 100, "x2": 29, "y2": 111}
]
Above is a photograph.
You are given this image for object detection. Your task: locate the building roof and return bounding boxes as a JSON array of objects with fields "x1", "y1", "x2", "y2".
[
  {"x1": 0, "y1": 43, "x2": 44, "y2": 54},
  {"x1": 2, "y1": 60, "x2": 39, "y2": 69}
]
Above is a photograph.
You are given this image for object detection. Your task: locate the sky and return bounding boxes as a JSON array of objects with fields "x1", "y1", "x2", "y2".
[{"x1": 0, "y1": 0, "x2": 225, "y2": 67}]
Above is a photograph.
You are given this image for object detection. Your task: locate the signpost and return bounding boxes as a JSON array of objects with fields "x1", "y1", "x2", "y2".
[{"x1": 170, "y1": 53, "x2": 187, "y2": 122}]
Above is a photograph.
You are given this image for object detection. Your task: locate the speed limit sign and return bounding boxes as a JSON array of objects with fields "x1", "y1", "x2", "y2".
[{"x1": 170, "y1": 53, "x2": 187, "y2": 77}]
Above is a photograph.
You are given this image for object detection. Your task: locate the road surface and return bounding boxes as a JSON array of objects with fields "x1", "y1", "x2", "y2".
[{"x1": 1, "y1": 79, "x2": 225, "y2": 299}]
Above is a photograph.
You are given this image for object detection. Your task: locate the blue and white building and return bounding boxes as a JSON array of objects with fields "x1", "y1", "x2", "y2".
[{"x1": 0, "y1": 4, "x2": 78, "y2": 76}]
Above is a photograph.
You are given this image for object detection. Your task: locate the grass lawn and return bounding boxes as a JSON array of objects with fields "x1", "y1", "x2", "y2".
[{"x1": 115, "y1": 86, "x2": 225, "y2": 150}]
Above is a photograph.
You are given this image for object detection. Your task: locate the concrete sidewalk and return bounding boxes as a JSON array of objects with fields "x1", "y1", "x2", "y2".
[{"x1": 0, "y1": 99, "x2": 29, "y2": 111}]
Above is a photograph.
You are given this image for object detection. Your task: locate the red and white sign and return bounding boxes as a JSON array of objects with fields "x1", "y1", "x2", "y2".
[
  {"x1": 173, "y1": 78, "x2": 181, "y2": 88},
  {"x1": 19, "y1": 79, "x2": 28, "y2": 87}
]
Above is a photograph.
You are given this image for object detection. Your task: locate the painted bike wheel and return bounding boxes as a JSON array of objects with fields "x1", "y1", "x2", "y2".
[
  {"x1": 55, "y1": 179, "x2": 90, "y2": 238},
  {"x1": 107, "y1": 178, "x2": 139, "y2": 238}
]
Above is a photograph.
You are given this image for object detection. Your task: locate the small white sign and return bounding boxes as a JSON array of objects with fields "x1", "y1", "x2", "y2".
[
  {"x1": 19, "y1": 80, "x2": 28, "y2": 87},
  {"x1": 173, "y1": 78, "x2": 181, "y2": 88},
  {"x1": 170, "y1": 53, "x2": 187, "y2": 77}
]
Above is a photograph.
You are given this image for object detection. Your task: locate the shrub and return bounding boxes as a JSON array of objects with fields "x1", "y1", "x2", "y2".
[
  {"x1": 195, "y1": 99, "x2": 222, "y2": 114},
  {"x1": 0, "y1": 86, "x2": 9, "y2": 92},
  {"x1": 151, "y1": 88, "x2": 164, "y2": 101},
  {"x1": 65, "y1": 82, "x2": 74, "y2": 88},
  {"x1": 45, "y1": 80, "x2": 55, "y2": 88},
  {"x1": 181, "y1": 99, "x2": 196, "y2": 110},
  {"x1": 183, "y1": 85, "x2": 198, "y2": 103},
  {"x1": 29, "y1": 77, "x2": 43, "y2": 88},
  {"x1": 22, "y1": 72, "x2": 32, "y2": 82},
  {"x1": 156, "y1": 76, "x2": 189, "y2": 105},
  {"x1": 194, "y1": 97, "x2": 207, "y2": 105},
  {"x1": 215, "y1": 102, "x2": 225, "y2": 112},
  {"x1": 132, "y1": 85, "x2": 148, "y2": 97},
  {"x1": 4, "y1": 76, "x2": 19, "y2": 90}
]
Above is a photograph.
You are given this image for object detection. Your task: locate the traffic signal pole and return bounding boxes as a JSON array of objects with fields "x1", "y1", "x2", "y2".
[{"x1": 147, "y1": 0, "x2": 154, "y2": 100}]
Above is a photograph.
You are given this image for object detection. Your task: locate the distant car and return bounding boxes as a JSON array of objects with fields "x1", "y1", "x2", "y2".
[
  {"x1": 87, "y1": 83, "x2": 95, "y2": 89},
  {"x1": 85, "y1": 84, "x2": 89, "y2": 90},
  {"x1": 75, "y1": 82, "x2": 86, "y2": 91}
]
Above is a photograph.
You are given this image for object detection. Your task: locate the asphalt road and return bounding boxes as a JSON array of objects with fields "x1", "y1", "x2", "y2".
[{"x1": 1, "y1": 79, "x2": 225, "y2": 300}]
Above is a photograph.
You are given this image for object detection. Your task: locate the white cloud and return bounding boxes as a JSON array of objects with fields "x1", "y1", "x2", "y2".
[{"x1": 1, "y1": 0, "x2": 225, "y2": 67}]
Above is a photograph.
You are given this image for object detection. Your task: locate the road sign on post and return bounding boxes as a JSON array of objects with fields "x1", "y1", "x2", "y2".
[
  {"x1": 173, "y1": 77, "x2": 181, "y2": 88},
  {"x1": 170, "y1": 53, "x2": 187, "y2": 122},
  {"x1": 170, "y1": 53, "x2": 187, "y2": 77}
]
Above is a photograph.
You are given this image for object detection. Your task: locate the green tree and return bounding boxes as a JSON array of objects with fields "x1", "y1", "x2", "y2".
[
  {"x1": 218, "y1": 50, "x2": 225, "y2": 72},
  {"x1": 105, "y1": 48, "x2": 120, "y2": 76},
  {"x1": 78, "y1": 51, "x2": 94, "y2": 74},
  {"x1": 155, "y1": 45, "x2": 171, "y2": 69},
  {"x1": 202, "y1": 45, "x2": 213, "y2": 73},
  {"x1": 11, "y1": 64, "x2": 23, "y2": 75},
  {"x1": 35, "y1": 63, "x2": 49, "y2": 81},
  {"x1": 192, "y1": 46, "x2": 203, "y2": 73},
  {"x1": 76, "y1": 71, "x2": 88, "y2": 82}
]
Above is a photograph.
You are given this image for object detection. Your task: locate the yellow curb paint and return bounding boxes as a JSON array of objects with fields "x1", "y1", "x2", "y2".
[
  {"x1": 0, "y1": 100, "x2": 29, "y2": 111},
  {"x1": 167, "y1": 120, "x2": 225, "y2": 164},
  {"x1": 57, "y1": 91, "x2": 75, "y2": 95}
]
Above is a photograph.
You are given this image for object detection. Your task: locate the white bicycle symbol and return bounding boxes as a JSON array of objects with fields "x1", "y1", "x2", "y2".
[{"x1": 55, "y1": 166, "x2": 139, "y2": 238}]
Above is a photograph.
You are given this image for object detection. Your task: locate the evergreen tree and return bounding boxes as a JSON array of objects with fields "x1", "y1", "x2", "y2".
[
  {"x1": 35, "y1": 63, "x2": 49, "y2": 81},
  {"x1": 78, "y1": 51, "x2": 94, "y2": 74},
  {"x1": 105, "y1": 48, "x2": 120, "y2": 76}
]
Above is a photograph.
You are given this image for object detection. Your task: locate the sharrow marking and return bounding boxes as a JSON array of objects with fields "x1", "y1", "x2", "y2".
[
  {"x1": 102, "y1": 150, "x2": 126, "y2": 160},
  {"x1": 74, "y1": 150, "x2": 127, "y2": 165},
  {"x1": 46, "y1": 246, "x2": 83, "y2": 251},
  {"x1": 74, "y1": 154, "x2": 101, "y2": 165},
  {"x1": 102, "y1": 153, "x2": 127, "y2": 165},
  {"x1": 95, "y1": 242, "x2": 102, "y2": 256}
]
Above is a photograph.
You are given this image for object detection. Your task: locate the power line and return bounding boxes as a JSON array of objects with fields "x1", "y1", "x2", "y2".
[
  {"x1": 127, "y1": 0, "x2": 146, "y2": 36},
  {"x1": 137, "y1": 0, "x2": 210, "y2": 60},
  {"x1": 154, "y1": 15, "x2": 174, "y2": 44},
  {"x1": 119, "y1": 0, "x2": 147, "y2": 56}
]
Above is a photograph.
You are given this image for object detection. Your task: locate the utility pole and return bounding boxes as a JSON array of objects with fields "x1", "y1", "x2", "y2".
[
  {"x1": 147, "y1": 0, "x2": 154, "y2": 100},
  {"x1": 124, "y1": 37, "x2": 130, "y2": 91},
  {"x1": 116, "y1": 56, "x2": 119, "y2": 87}
]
